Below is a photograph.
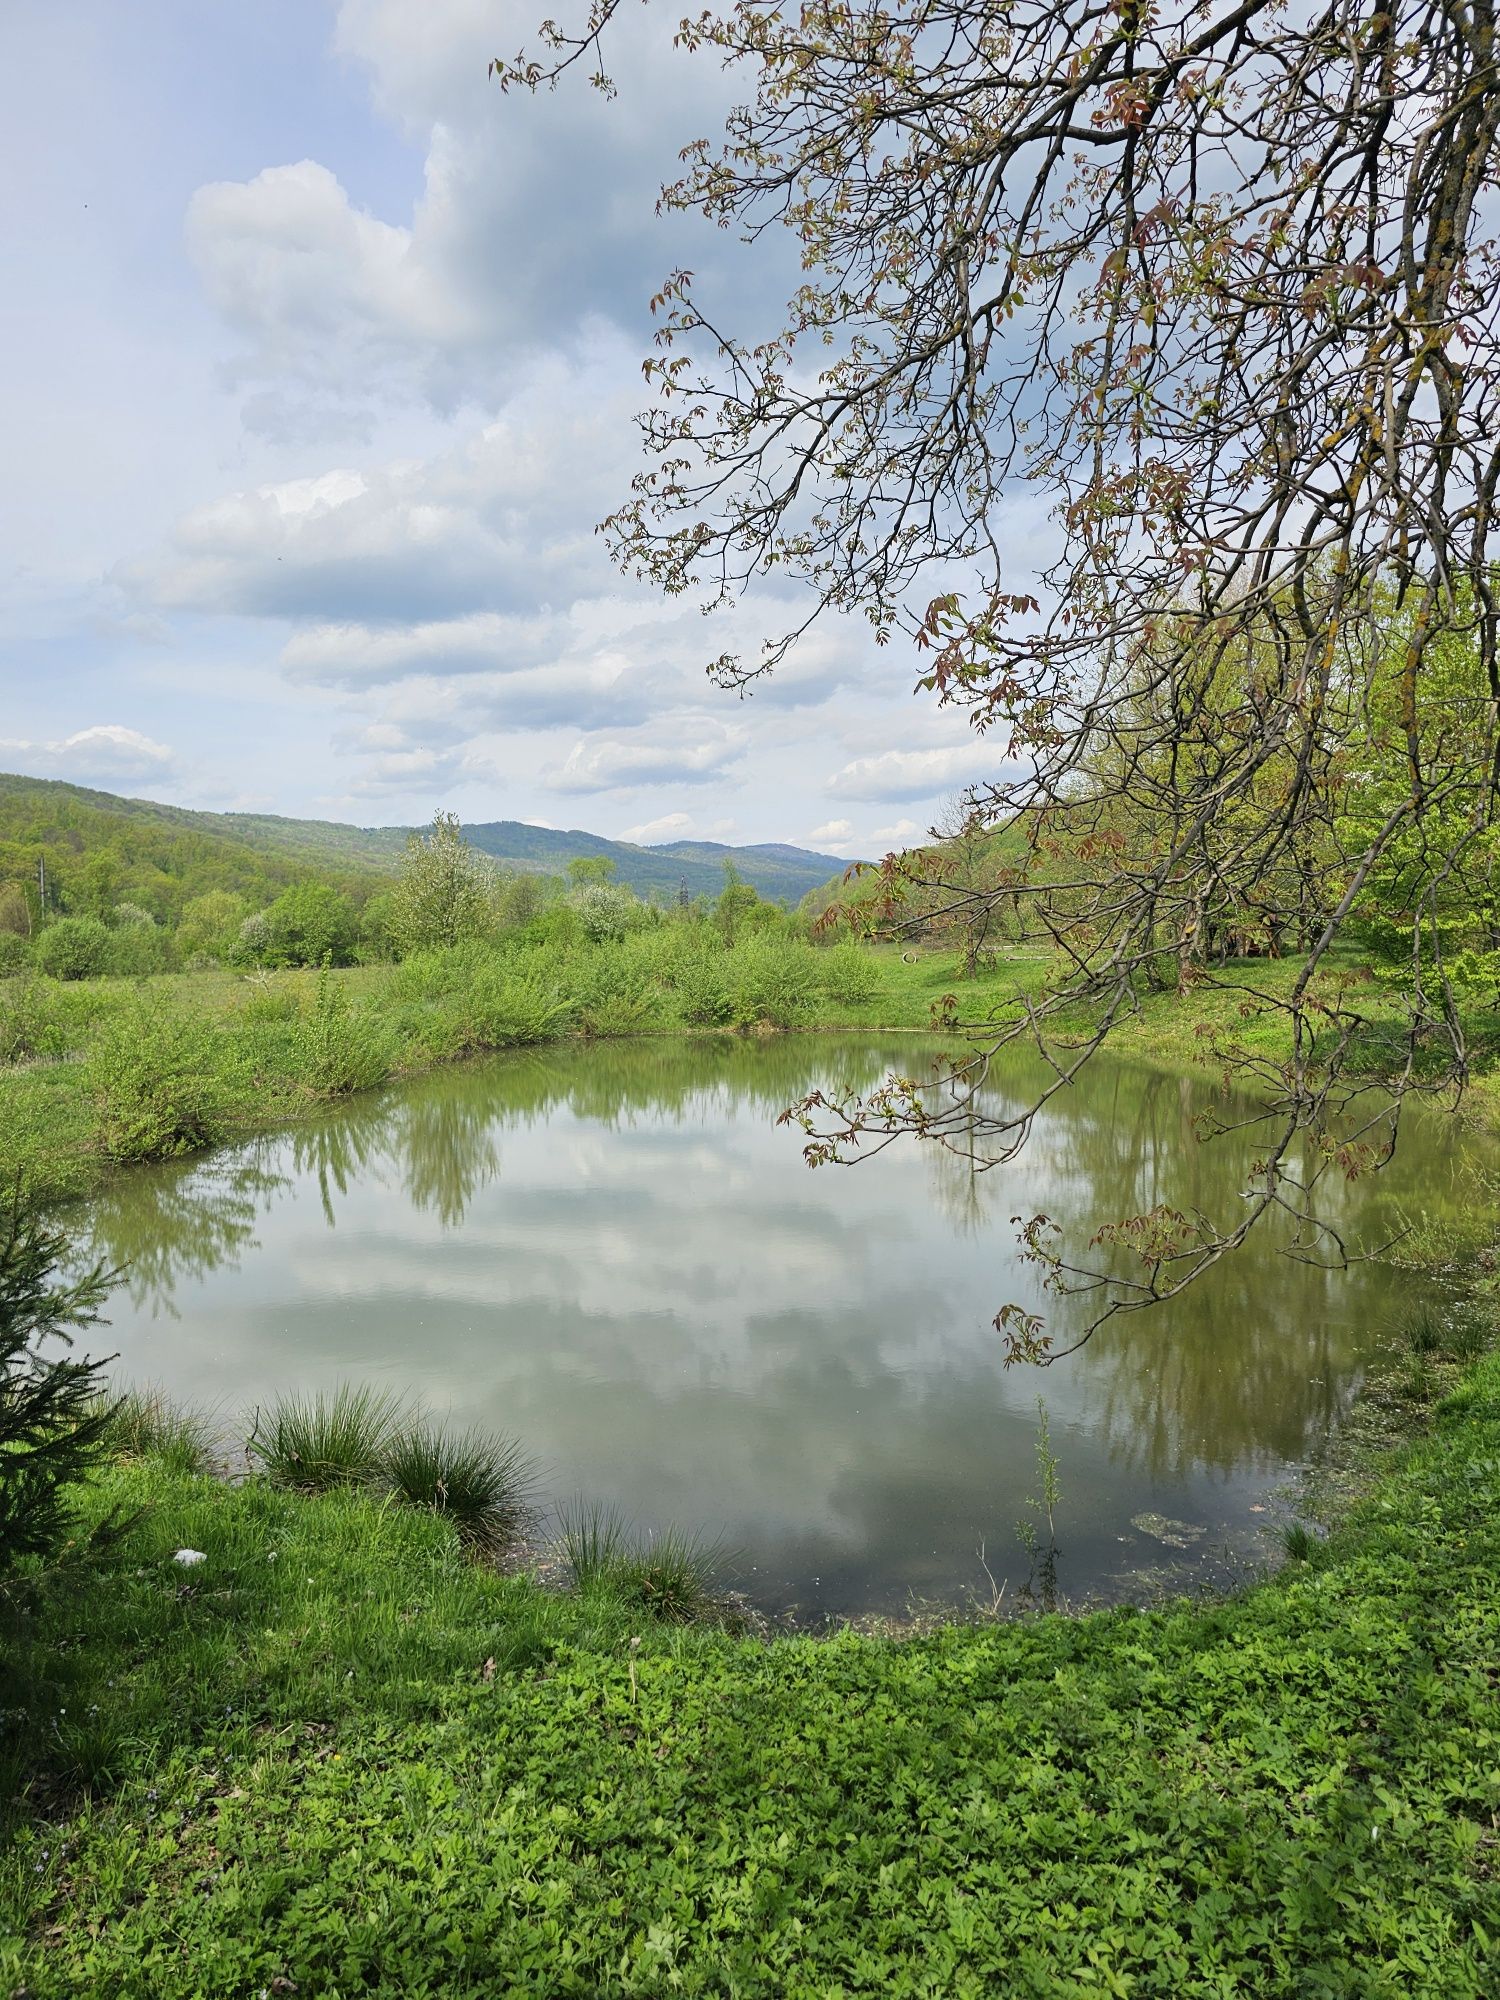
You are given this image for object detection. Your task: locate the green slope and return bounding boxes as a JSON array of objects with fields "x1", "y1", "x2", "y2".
[{"x1": 0, "y1": 773, "x2": 853, "y2": 910}]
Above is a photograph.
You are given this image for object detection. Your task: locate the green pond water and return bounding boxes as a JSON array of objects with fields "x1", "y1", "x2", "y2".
[{"x1": 81, "y1": 1035, "x2": 1467, "y2": 1618}]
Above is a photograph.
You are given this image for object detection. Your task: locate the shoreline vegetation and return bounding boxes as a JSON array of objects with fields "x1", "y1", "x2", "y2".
[{"x1": 7, "y1": 925, "x2": 1500, "y2": 1213}]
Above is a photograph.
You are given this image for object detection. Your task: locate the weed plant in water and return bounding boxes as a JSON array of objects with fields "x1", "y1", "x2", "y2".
[
  {"x1": 253, "y1": 1384, "x2": 404, "y2": 1492},
  {"x1": 382, "y1": 1420, "x2": 536, "y2": 1553}
]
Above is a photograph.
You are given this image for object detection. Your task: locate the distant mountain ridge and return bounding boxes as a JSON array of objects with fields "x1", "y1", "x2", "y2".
[{"x1": 0, "y1": 773, "x2": 854, "y2": 906}]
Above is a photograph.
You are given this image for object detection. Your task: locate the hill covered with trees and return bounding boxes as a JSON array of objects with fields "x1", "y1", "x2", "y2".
[{"x1": 0, "y1": 774, "x2": 850, "y2": 922}]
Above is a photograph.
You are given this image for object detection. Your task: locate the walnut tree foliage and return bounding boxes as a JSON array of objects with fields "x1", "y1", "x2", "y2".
[{"x1": 499, "y1": 0, "x2": 1500, "y2": 1351}]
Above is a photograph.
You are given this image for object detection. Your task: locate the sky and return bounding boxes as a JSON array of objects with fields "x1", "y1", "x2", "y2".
[{"x1": 0, "y1": 1, "x2": 1001, "y2": 857}]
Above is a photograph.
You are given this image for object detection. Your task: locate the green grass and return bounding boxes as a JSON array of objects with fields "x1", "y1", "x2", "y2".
[
  {"x1": 2, "y1": 1346, "x2": 1499, "y2": 1994},
  {"x1": 558, "y1": 1500, "x2": 734, "y2": 1623},
  {"x1": 6, "y1": 925, "x2": 1500, "y2": 1214},
  {"x1": 251, "y1": 1384, "x2": 406, "y2": 1493},
  {"x1": 383, "y1": 1421, "x2": 536, "y2": 1553},
  {"x1": 91, "y1": 1386, "x2": 217, "y2": 1477}
]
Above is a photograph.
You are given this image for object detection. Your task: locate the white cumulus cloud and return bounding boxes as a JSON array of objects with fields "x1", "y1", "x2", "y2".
[
  {"x1": 0, "y1": 725, "x2": 176, "y2": 786},
  {"x1": 825, "y1": 747, "x2": 995, "y2": 802}
]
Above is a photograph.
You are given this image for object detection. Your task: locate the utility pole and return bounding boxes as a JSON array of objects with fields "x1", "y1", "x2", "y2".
[{"x1": 37, "y1": 855, "x2": 46, "y2": 921}]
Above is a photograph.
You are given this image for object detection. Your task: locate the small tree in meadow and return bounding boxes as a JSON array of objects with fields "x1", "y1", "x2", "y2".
[{"x1": 390, "y1": 812, "x2": 495, "y2": 956}]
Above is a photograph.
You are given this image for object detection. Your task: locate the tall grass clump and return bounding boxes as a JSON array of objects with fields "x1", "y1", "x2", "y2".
[
  {"x1": 1402, "y1": 1302, "x2": 1445, "y2": 1354},
  {"x1": 252, "y1": 1383, "x2": 404, "y2": 1491},
  {"x1": 382, "y1": 1419, "x2": 536, "y2": 1553},
  {"x1": 557, "y1": 1499, "x2": 732, "y2": 1622},
  {"x1": 94, "y1": 1386, "x2": 216, "y2": 1475}
]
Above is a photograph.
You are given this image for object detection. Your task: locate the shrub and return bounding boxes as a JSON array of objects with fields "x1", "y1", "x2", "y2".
[
  {"x1": 666, "y1": 939, "x2": 735, "y2": 1025},
  {"x1": 34, "y1": 916, "x2": 110, "y2": 981},
  {"x1": 382, "y1": 1420, "x2": 536, "y2": 1552},
  {"x1": 253, "y1": 1384, "x2": 405, "y2": 1492},
  {"x1": 293, "y1": 968, "x2": 395, "y2": 1097},
  {"x1": 568, "y1": 882, "x2": 643, "y2": 944},
  {"x1": 264, "y1": 883, "x2": 359, "y2": 968},
  {"x1": 557, "y1": 1500, "x2": 731, "y2": 1622},
  {"x1": 86, "y1": 1006, "x2": 230, "y2": 1162},
  {"x1": 574, "y1": 945, "x2": 666, "y2": 1036},
  {"x1": 390, "y1": 940, "x2": 498, "y2": 1004},
  {"x1": 729, "y1": 933, "x2": 821, "y2": 1027},
  {"x1": 0, "y1": 933, "x2": 31, "y2": 975},
  {"x1": 0, "y1": 1184, "x2": 117, "y2": 1582},
  {"x1": 818, "y1": 940, "x2": 880, "y2": 1006},
  {"x1": 0, "y1": 979, "x2": 59, "y2": 1066},
  {"x1": 103, "y1": 918, "x2": 171, "y2": 979},
  {"x1": 451, "y1": 967, "x2": 573, "y2": 1050}
]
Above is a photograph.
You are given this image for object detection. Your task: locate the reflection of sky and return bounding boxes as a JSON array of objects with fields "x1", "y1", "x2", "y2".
[{"x1": 84, "y1": 1039, "x2": 1455, "y2": 1615}]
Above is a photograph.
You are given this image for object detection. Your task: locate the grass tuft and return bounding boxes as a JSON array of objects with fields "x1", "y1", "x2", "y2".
[
  {"x1": 1401, "y1": 1303, "x2": 1446, "y2": 1354},
  {"x1": 1280, "y1": 1521, "x2": 1317, "y2": 1562},
  {"x1": 382, "y1": 1420, "x2": 536, "y2": 1553},
  {"x1": 93, "y1": 1385, "x2": 217, "y2": 1475},
  {"x1": 252, "y1": 1383, "x2": 405, "y2": 1492},
  {"x1": 557, "y1": 1499, "x2": 733, "y2": 1622}
]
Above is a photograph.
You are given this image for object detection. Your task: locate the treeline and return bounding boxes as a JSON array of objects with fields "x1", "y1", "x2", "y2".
[{"x1": 0, "y1": 806, "x2": 832, "y2": 981}]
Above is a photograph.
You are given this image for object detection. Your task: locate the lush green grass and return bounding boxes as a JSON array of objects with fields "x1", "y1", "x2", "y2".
[
  {"x1": 558, "y1": 1500, "x2": 734, "y2": 1623},
  {"x1": 384, "y1": 1421, "x2": 537, "y2": 1554},
  {"x1": 252, "y1": 1384, "x2": 407, "y2": 1493},
  {"x1": 6, "y1": 924, "x2": 1499, "y2": 1213},
  {"x1": 0, "y1": 933, "x2": 1031, "y2": 1206},
  {"x1": 3, "y1": 1338, "x2": 1499, "y2": 1995}
]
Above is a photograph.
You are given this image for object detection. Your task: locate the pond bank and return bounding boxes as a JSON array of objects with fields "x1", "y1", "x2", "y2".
[{"x1": 4, "y1": 1303, "x2": 1499, "y2": 1994}]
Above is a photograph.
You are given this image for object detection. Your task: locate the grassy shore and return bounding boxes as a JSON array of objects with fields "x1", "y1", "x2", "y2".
[
  {"x1": 3, "y1": 1316, "x2": 1498, "y2": 1996},
  {"x1": 8, "y1": 926, "x2": 1496, "y2": 1212}
]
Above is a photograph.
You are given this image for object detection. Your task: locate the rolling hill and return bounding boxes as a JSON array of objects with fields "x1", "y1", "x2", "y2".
[{"x1": 0, "y1": 773, "x2": 854, "y2": 909}]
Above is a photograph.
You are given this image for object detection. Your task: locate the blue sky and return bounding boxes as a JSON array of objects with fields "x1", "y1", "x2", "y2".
[{"x1": 0, "y1": 1, "x2": 1001, "y2": 854}]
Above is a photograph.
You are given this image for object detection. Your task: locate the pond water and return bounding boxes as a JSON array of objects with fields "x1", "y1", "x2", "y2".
[{"x1": 80, "y1": 1035, "x2": 1467, "y2": 1618}]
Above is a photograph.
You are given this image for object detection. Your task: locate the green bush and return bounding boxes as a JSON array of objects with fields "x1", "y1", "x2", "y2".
[
  {"x1": 34, "y1": 916, "x2": 110, "y2": 981},
  {"x1": 729, "y1": 932, "x2": 821, "y2": 1027},
  {"x1": 86, "y1": 1006, "x2": 231, "y2": 1162},
  {"x1": 293, "y1": 969, "x2": 395, "y2": 1098},
  {"x1": 574, "y1": 942, "x2": 666, "y2": 1035},
  {"x1": 451, "y1": 967, "x2": 573, "y2": 1050},
  {"x1": 103, "y1": 918, "x2": 171, "y2": 978},
  {"x1": 818, "y1": 940, "x2": 881, "y2": 1005},
  {"x1": 264, "y1": 882, "x2": 359, "y2": 968},
  {"x1": 0, "y1": 979, "x2": 61, "y2": 1066},
  {"x1": 0, "y1": 933, "x2": 30, "y2": 976}
]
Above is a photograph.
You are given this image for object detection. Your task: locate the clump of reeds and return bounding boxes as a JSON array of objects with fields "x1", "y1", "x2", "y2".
[
  {"x1": 382, "y1": 1420, "x2": 536, "y2": 1553},
  {"x1": 557, "y1": 1499, "x2": 732, "y2": 1623},
  {"x1": 93, "y1": 1385, "x2": 217, "y2": 1475},
  {"x1": 252, "y1": 1384, "x2": 405, "y2": 1492}
]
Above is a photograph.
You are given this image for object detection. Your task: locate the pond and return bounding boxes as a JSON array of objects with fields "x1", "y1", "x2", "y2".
[{"x1": 80, "y1": 1035, "x2": 1468, "y2": 1618}]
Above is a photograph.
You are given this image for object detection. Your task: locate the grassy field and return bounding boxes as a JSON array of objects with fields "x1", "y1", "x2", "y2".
[{"x1": 2, "y1": 1312, "x2": 1498, "y2": 1996}]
